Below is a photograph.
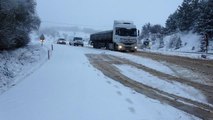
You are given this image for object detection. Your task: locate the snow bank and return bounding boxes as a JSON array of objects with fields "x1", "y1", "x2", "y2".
[
  {"x1": 0, "y1": 42, "x2": 48, "y2": 95},
  {"x1": 139, "y1": 31, "x2": 213, "y2": 59},
  {"x1": 159, "y1": 32, "x2": 201, "y2": 52}
]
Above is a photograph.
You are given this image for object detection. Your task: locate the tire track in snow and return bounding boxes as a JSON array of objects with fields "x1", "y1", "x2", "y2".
[{"x1": 86, "y1": 54, "x2": 213, "y2": 120}]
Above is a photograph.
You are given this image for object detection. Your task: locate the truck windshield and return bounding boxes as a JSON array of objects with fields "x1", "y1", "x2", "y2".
[
  {"x1": 74, "y1": 37, "x2": 82, "y2": 40},
  {"x1": 115, "y1": 28, "x2": 137, "y2": 37}
]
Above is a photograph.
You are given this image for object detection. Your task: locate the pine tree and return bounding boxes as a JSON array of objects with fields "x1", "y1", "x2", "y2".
[
  {"x1": 165, "y1": 12, "x2": 178, "y2": 34},
  {"x1": 165, "y1": 0, "x2": 200, "y2": 33},
  {"x1": 195, "y1": 0, "x2": 213, "y2": 38},
  {"x1": 150, "y1": 24, "x2": 164, "y2": 34},
  {"x1": 190, "y1": 0, "x2": 200, "y2": 29},
  {"x1": 141, "y1": 23, "x2": 151, "y2": 39},
  {"x1": 176, "y1": 0, "x2": 199, "y2": 31}
]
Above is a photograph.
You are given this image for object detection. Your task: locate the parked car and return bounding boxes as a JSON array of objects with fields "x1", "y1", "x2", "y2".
[
  {"x1": 57, "y1": 38, "x2": 66, "y2": 45},
  {"x1": 69, "y1": 37, "x2": 84, "y2": 46}
]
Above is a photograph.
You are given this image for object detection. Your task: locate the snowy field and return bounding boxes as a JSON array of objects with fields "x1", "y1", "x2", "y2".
[{"x1": 0, "y1": 41, "x2": 202, "y2": 120}]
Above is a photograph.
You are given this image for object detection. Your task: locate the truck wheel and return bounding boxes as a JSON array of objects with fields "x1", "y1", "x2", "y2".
[
  {"x1": 94, "y1": 43, "x2": 100, "y2": 49},
  {"x1": 93, "y1": 43, "x2": 97, "y2": 48},
  {"x1": 113, "y1": 43, "x2": 118, "y2": 51},
  {"x1": 106, "y1": 43, "x2": 109, "y2": 50}
]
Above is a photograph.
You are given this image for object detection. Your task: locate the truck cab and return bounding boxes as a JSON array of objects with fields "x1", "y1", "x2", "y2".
[{"x1": 113, "y1": 20, "x2": 138, "y2": 51}]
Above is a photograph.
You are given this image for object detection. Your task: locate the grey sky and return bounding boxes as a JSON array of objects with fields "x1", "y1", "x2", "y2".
[{"x1": 36, "y1": 0, "x2": 182, "y2": 30}]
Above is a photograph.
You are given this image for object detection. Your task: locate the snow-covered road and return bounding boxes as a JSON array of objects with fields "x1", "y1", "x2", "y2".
[{"x1": 0, "y1": 44, "x2": 200, "y2": 120}]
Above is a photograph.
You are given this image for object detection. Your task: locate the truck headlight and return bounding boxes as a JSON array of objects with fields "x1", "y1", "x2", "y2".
[
  {"x1": 134, "y1": 46, "x2": 137, "y2": 49},
  {"x1": 118, "y1": 45, "x2": 123, "y2": 49}
]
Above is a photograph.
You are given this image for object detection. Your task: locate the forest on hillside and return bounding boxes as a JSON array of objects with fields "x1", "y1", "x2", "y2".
[
  {"x1": 140, "y1": 0, "x2": 213, "y2": 51},
  {"x1": 141, "y1": 0, "x2": 213, "y2": 39}
]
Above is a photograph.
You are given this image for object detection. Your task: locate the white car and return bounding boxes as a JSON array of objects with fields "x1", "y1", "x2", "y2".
[
  {"x1": 69, "y1": 37, "x2": 84, "y2": 46},
  {"x1": 57, "y1": 38, "x2": 66, "y2": 45}
]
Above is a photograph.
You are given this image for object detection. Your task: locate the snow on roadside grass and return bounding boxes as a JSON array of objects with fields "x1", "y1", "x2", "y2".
[
  {"x1": 0, "y1": 43, "x2": 48, "y2": 94},
  {"x1": 115, "y1": 64, "x2": 208, "y2": 105},
  {"x1": 140, "y1": 49, "x2": 213, "y2": 60}
]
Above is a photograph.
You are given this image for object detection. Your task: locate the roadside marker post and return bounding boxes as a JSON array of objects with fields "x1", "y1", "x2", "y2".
[
  {"x1": 48, "y1": 50, "x2": 50, "y2": 60},
  {"x1": 48, "y1": 45, "x2": 54, "y2": 60}
]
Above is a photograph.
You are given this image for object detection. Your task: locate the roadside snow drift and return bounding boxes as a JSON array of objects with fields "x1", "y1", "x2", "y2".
[{"x1": 0, "y1": 43, "x2": 47, "y2": 94}]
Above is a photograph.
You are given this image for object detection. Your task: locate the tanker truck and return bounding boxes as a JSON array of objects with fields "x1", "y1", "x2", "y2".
[{"x1": 90, "y1": 20, "x2": 139, "y2": 52}]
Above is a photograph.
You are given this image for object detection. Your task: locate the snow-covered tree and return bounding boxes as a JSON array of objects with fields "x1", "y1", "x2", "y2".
[
  {"x1": 195, "y1": 0, "x2": 213, "y2": 38},
  {"x1": 165, "y1": 12, "x2": 178, "y2": 34},
  {"x1": 166, "y1": 0, "x2": 200, "y2": 33},
  {"x1": 140, "y1": 23, "x2": 151, "y2": 39},
  {"x1": 141, "y1": 23, "x2": 165, "y2": 39},
  {"x1": 176, "y1": 0, "x2": 192, "y2": 31},
  {"x1": 169, "y1": 34, "x2": 182, "y2": 49},
  {"x1": 159, "y1": 37, "x2": 164, "y2": 49},
  {"x1": 0, "y1": 0, "x2": 40, "y2": 49},
  {"x1": 176, "y1": 0, "x2": 200, "y2": 31},
  {"x1": 150, "y1": 24, "x2": 164, "y2": 34}
]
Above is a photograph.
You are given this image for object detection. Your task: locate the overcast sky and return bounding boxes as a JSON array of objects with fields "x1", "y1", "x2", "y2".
[{"x1": 36, "y1": 0, "x2": 182, "y2": 30}]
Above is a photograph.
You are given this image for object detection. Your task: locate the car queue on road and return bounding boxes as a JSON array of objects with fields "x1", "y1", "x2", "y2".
[{"x1": 56, "y1": 37, "x2": 84, "y2": 47}]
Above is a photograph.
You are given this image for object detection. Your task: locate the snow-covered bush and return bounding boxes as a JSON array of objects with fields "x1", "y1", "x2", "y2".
[
  {"x1": 0, "y1": 0, "x2": 40, "y2": 49},
  {"x1": 168, "y1": 34, "x2": 182, "y2": 49},
  {"x1": 158, "y1": 38, "x2": 164, "y2": 49},
  {"x1": 141, "y1": 31, "x2": 209, "y2": 53}
]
